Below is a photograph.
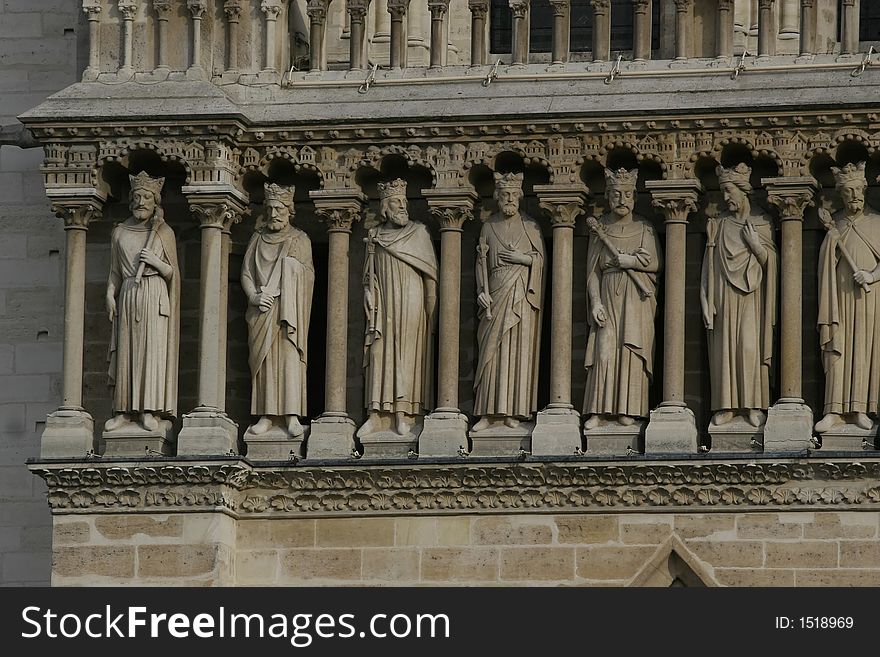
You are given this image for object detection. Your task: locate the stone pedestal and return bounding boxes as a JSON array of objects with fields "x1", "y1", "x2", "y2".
[
  {"x1": 244, "y1": 425, "x2": 308, "y2": 461},
  {"x1": 419, "y1": 411, "x2": 469, "y2": 457},
  {"x1": 532, "y1": 408, "x2": 582, "y2": 456},
  {"x1": 583, "y1": 419, "x2": 645, "y2": 455},
  {"x1": 645, "y1": 404, "x2": 699, "y2": 454},
  {"x1": 103, "y1": 419, "x2": 173, "y2": 457},
  {"x1": 177, "y1": 412, "x2": 238, "y2": 456},
  {"x1": 469, "y1": 421, "x2": 534, "y2": 456},
  {"x1": 708, "y1": 416, "x2": 763, "y2": 453},
  {"x1": 763, "y1": 398, "x2": 813, "y2": 452},
  {"x1": 360, "y1": 422, "x2": 422, "y2": 459},
  {"x1": 40, "y1": 410, "x2": 95, "y2": 458},
  {"x1": 306, "y1": 415, "x2": 356, "y2": 459},
  {"x1": 819, "y1": 423, "x2": 878, "y2": 451}
]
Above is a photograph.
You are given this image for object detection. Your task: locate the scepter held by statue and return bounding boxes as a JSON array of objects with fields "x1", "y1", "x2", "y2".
[
  {"x1": 818, "y1": 207, "x2": 872, "y2": 293},
  {"x1": 586, "y1": 216, "x2": 654, "y2": 299}
]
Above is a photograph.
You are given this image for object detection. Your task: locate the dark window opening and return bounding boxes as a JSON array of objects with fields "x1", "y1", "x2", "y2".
[
  {"x1": 861, "y1": 0, "x2": 880, "y2": 42},
  {"x1": 490, "y1": 0, "x2": 660, "y2": 56}
]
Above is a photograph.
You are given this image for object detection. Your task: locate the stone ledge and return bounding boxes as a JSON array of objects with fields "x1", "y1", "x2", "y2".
[{"x1": 28, "y1": 455, "x2": 880, "y2": 517}]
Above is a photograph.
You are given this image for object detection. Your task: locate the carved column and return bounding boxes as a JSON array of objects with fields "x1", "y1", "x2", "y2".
[
  {"x1": 262, "y1": 0, "x2": 282, "y2": 71},
  {"x1": 40, "y1": 192, "x2": 105, "y2": 458},
  {"x1": 762, "y1": 177, "x2": 816, "y2": 452},
  {"x1": 406, "y1": 0, "x2": 427, "y2": 66},
  {"x1": 428, "y1": 0, "x2": 449, "y2": 68},
  {"x1": 673, "y1": 0, "x2": 691, "y2": 60},
  {"x1": 177, "y1": 189, "x2": 248, "y2": 456},
  {"x1": 716, "y1": 0, "x2": 735, "y2": 58},
  {"x1": 348, "y1": 0, "x2": 369, "y2": 70},
  {"x1": 799, "y1": 0, "x2": 815, "y2": 56},
  {"x1": 118, "y1": 0, "x2": 137, "y2": 74},
  {"x1": 308, "y1": 190, "x2": 365, "y2": 458},
  {"x1": 779, "y1": 0, "x2": 800, "y2": 41},
  {"x1": 224, "y1": 1, "x2": 243, "y2": 73},
  {"x1": 308, "y1": 0, "x2": 330, "y2": 71},
  {"x1": 153, "y1": 0, "x2": 172, "y2": 70},
  {"x1": 644, "y1": 180, "x2": 702, "y2": 454},
  {"x1": 757, "y1": 0, "x2": 775, "y2": 57},
  {"x1": 590, "y1": 0, "x2": 611, "y2": 62},
  {"x1": 734, "y1": 0, "x2": 749, "y2": 52},
  {"x1": 531, "y1": 185, "x2": 588, "y2": 455},
  {"x1": 548, "y1": 0, "x2": 569, "y2": 64},
  {"x1": 420, "y1": 190, "x2": 477, "y2": 456},
  {"x1": 840, "y1": 0, "x2": 858, "y2": 55},
  {"x1": 469, "y1": 0, "x2": 489, "y2": 65},
  {"x1": 509, "y1": 0, "x2": 529, "y2": 65},
  {"x1": 83, "y1": 1, "x2": 102, "y2": 79},
  {"x1": 187, "y1": 0, "x2": 207, "y2": 73},
  {"x1": 633, "y1": 0, "x2": 652, "y2": 61},
  {"x1": 388, "y1": 0, "x2": 409, "y2": 68}
]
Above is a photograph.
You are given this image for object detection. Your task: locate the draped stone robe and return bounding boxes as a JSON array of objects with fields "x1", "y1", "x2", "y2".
[
  {"x1": 107, "y1": 220, "x2": 180, "y2": 416},
  {"x1": 363, "y1": 220, "x2": 438, "y2": 416},
  {"x1": 242, "y1": 225, "x2": 314, "y2": 417},
  {"x1": 700, "y1": 213, "x2": 778, "y2": 411},
  {"x1": 818, "y1": 210, "x2": 880, "y2": 416},
  {"x1": 583, "y1": 215, "x2": 660, "y2": 418},
  {"x1": 474, "y1": 212, "x2": 546, "y2": 418}
]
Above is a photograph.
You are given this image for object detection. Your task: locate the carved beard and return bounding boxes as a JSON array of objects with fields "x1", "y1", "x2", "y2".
[
  {"x1": 846, "y1": 199, "x2": 864, "y2": 214},
  {"x1": 613, "y1": 203, "x2": 632, "y2": 217},
  {"x1": 501, "y1": 202, "x2": 518, "y2": 217},
  {"x1": 131, "y1": 205, "x2": 154, "y2": 222},
  {"x1": 267, "y1": 215, "x2": 289, "y2": 232},
  {"x1": 387, "y1": 209, "x2": 409, "y2": 227}
]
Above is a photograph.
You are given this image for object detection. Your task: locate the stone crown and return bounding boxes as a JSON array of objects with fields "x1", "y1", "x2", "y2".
[
  {"x1": 264, "y1": 182, "x2": 295, "y2": 206},
  {"x1": 129, "y1": 171, "x2": 165, "y2": 196},
  {"x1": 377, "y1": 178, "x2": 407, "y2": 200},
  {"x1": 717, "y1": 163, "x2": 752, "y2": 191},
  {"x1": 832, "y1": 161, "x2": 867, "y2": 187},
  {"x1": 494, "y1": 172, "x2": 524, "y2": 190},
  {"x1": 604, "y1": 167, "x2": 638, "y2": 190}
]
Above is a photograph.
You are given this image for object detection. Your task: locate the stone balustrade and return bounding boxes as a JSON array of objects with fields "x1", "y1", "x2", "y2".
[{"x1": 77, "y1": 0, "x2": 874, "y2": 81}]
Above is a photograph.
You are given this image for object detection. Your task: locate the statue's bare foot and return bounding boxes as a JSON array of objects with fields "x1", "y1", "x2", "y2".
[
  {"x1": 854, "y1": 412, "x2": 873, "y2": 430},
  {"x1": 747, "y1": 410, "x2": 766, "y2": 427},
  {"x1": 287, "y1": 416, "x2": 304, "y2": 437},
  {"x1": 357, "y1": 416, "x2": 378, "y2": 438},
  {"x1": 504, "y1": 417, "x2": 520, "y2": 429},
  {"x1": 472, "y1": 417, "x2": 491, "y2": 432},
  {"x1": 711, "y1": 410, "x2": 734, "y2": 426},
  {"x1": 815, "y1": 413, "x2": 843, "y2": 433},
  {"x1": 250, "y1": 416, "x2": 273, "y2": 435},
  {"x1": 104, "y1": 413, "x2": 128, "y2": 432},
  {"x1": 395, "y1": 413, "x2": 411, "y2": 436},
  {"x1": 618, "y1": 415, "x2": 635, "y2": 426},
  {"x1": 583, "y1": 414, "x2": 600, "y2": 430},
  {"x1": 141, "y1": 412, "x2": 159, "y2": 432}
]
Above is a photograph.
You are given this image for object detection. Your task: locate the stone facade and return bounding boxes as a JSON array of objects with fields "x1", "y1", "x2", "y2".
[{"x1": 4, "y1": 0, "x2": 880, "y2": 586}]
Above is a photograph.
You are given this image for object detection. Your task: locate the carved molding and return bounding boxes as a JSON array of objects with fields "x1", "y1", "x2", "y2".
[
  {"x1": 224, "y1": 0, "x2": 243, "y2": 20},
  {"x1": 261, "y1": 0, "x2": 282, "y2": 18},
  {"x1": 30, "y1": 459, "x2": 880, "y2": 516},
  {"x1": 673, "y1": 0, "x2": 692, "y2": 11},
  {"x1": 717, "y1": 0, "x2": 734, "y2": 10},
  {"x1": 509, "y1": 0, "x2": 528, "y2": 20},
  {"x1": 347, "y1": 0, "x2": 369, "y2": 18},
  {"x1": 118, "y1": 0, "x2": 138, "y2": 20},
  {"x1": 187, "y1": 0, "x2": 207, "y2": 18},
  {"x1": 468, "y1": 0, "x2": 489, "y2": 19},
  {"x1": 52, "y1": 201, "x2": 103, "y2": 230},
  {"x1": 763, "y1": 177, "x2": 817, "y2": 221},
  {"x1": 152, "y1": 0, "x2": 172, "y2": 18},
  {"x1": 315, "y1": 206, "x2": 363, "y2": 232},
  {"x1": 431, "y1": 206, "x2": 474, "y2": 230},
  {"x1": 83, "y1": 0, "x2": 102, "y2": 18},
  {"x1": 632, "y1": 0, "x2": 651, "y2": 11},
  {"x1": 190, "y1": 201, "x2": 245, "y2": 231},
  {"x1": 590, "y1": 0, "x2": 610, "y2": 13},
  {"x1": 428, "y1": 0, "x2": 450, "y2": 16},
  {"x1": 549, "y1": 0, "x2": 567, "y2": 17}
]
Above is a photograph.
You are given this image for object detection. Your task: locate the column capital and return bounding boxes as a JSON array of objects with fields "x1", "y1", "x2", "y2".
[
  {"x1": 424, "y1": 188, "x2": 478, "y2": 230},
  {"x1": 673, "y1": 0, "x2": 692, "y2": 11},
  {"x1": 841, "y1": 0, "x2": 855, "y2": 6},
  {"x1": 224, "y1": 0, "x2": 243, "y2": 20},
  {"x1": 187, "y1": 0, "x2": 207, "y2": 18},
  {"x1": 763, "y1": 176, "x2": 817, "y2": 221},
  {"x1": 800, "y1": 0, "x2": 815, "y2": 7},
  {"x1": 183, "y1": 185, "x2": 249, "y2": 230},
  {"x1": 346, "y1": 0, "x2": 369, "y2": 18},
  {"x1": 646, "y1": 179, "x2": 702, "y2": 224},
  {"x1": 387, "y1": 0, "x2": 409, "y2": 18},
  {"x1": 311, "y1": 189, "x2": 367, "y2": 232},
  {"x1": 428, "y1": 0, "x2": 450, "y2": 16},
  {"x1": 508, "y1": 0, "x2": 529, "y2": 19},
  {"x1": 534, "y1": 183, "x2": 590, "y2": 228},
  {"x1": 83, "y1": 0, "x2": 102, "y2": 18},
  {"x1": 549, "y1": 0, "x2": 568, "y2": 17},
  {"x1": 632, "y1": 0, "x2": 651, "y2": 11},
  {"x1": 717, "y1": 0, "x2": 734, "y2": 9},
  {"x1": 590, "y1": 0, "x2": 610, "y2": 13},
  {"x1": 152, "y1": 0, "x2": 172, "y2": 17},
  {"x1": 758, "y1": 0, "x2": 774, "y2": 8},
  {"x1": 118, "y1": 0, "x2": 138, "y2": 20},
  {"x1": 46, "y1": 188, "x2": 107, "y2": 230},
  {"x1": 307, "y1": 0, "x2": 331, "y2": 19},
  {"x1": 468, "y1": 0, "x2": 489, "y2": 17},
  {"x1": 260, "y1": 0, "x2": 282, "y2": 18}
]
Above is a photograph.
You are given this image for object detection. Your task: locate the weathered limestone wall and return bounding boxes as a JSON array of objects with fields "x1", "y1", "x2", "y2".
[
  {"x1": 49, "y1": 510, "x2": 880, "y2": 586},
  {"x1": 0, "y1": 0, "x2": 84, "y2": 586}
]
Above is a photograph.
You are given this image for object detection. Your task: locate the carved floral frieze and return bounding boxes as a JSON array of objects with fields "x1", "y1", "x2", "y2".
[{"x1": 30, "y1": 459, "x2": 880, "y2": 516}]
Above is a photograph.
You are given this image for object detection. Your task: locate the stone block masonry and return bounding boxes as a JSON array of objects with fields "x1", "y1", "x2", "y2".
[{"x1": 0, "y1": 0, "x2": 82, "y2": 585}]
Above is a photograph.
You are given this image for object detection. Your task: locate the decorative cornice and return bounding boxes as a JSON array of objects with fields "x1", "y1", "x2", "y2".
[{"x1": 29, "y1": 458, "x2": 880, "y2": 516}]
